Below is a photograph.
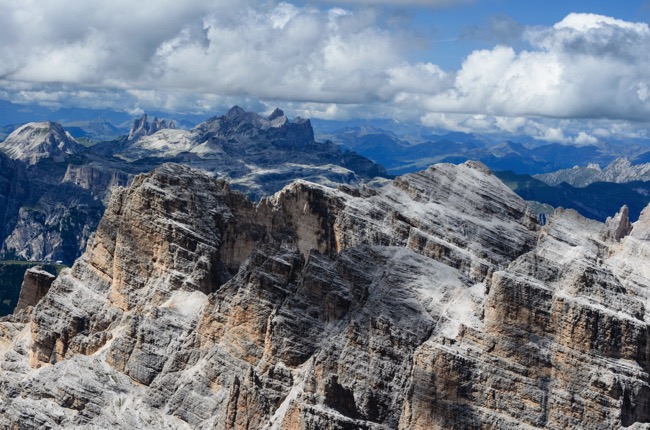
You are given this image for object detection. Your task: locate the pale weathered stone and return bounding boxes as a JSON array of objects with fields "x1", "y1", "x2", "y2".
[
  {"x1": 0, "y1": 162, "x2": 648, "y2": 429},
  {"x1": 14, "y1": 266, "x2": 56, "y2": 313}
]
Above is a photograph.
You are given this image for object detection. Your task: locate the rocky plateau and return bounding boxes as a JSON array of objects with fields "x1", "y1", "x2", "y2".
[{"x1": 0, "y1": 161, "x2": 648, "y2": 429}]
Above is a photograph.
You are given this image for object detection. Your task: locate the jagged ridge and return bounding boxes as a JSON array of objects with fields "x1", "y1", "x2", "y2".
[
  {"x1": 0, "y1": 107, "x2": 387, "y2": 265},
  {"x1": 535, "y1": 157, "x2": 650, "y2": 187},
  {"x1": 0, "y1": 161, "x2": 648, "y2": 428}
]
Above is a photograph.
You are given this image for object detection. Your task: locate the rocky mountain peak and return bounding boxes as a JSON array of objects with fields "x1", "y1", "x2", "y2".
[
  {"x1": 605, "y1": 204, "x2": 633, "y2": 241},
  {"x1": 267, "y1": 107, "x2": 285, "y2": 121},
  {"x1": 225, "y1": 105, "x2": 247, "y2": 118},
  {"x1": 609, "y1": 157, "x2": 633, "y2": 169},
  {"x1": 219, "y1": 106, "x2": 288, "y2": 130},
  {"x1": 0, "y1": 162, "x2": 649, "y2": 428},
  {"x1": 194, "y1": 106, "x2": 315, "y2": 149},
  {"x1": 463, "y1": 159, "x2": 492, "y2": 175},
  {"x1": 127, "y1": 114, "x2": 175, "y2": 141},
  {"x1": 0, "y1": 121, "x2": 81, "y2": 165},
  {"x1": 535, "y1": 156, "x2": 650, "y2": 188}
]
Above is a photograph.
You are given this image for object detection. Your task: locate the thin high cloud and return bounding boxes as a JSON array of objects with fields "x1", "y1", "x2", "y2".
[{"x1": 0, "y1": 1, "x2": 649, "y2": 141}]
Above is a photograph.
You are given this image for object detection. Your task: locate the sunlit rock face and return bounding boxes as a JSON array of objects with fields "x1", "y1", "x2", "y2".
[
  {"x1": 0, "y1": 161, "x2": 648, "y2": 429},
  {"x1": 0, "y1": 122, "x2": 82, "y2": 165},
  {"x1": 127, "y1": 114, "x2": 176, "y2": 142}
]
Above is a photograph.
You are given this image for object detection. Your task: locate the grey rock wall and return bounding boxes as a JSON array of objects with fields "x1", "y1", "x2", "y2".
[{"x1": 0, "y1": 162, "x2": 648, "y2": 429}]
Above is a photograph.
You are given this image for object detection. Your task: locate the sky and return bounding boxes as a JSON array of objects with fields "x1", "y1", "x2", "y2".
[{"x1": 1, "y1": 0, "x2": 650, "y2": 143}]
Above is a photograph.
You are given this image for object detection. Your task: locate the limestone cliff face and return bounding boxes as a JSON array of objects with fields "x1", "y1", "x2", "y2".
[
  {"x1": 62, "y1": 163, "x2": 131, "y2": 204},
  {"x1": 14, "y1": 266, "x2": 56, "y2": 314},
  {"x1": 0, "y1": 154, "x2": 113, "y2": 264},
  {"x1": 0, "y1": 162, "x2": 649, "y2": 429}
]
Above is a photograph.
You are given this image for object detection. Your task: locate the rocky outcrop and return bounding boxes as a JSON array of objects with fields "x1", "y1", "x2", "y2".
[
  {"x1": 62, "y1": 162, "x2": 131, "y2": 203},
  {"x1": 127, "y1": 114, "x2": 176, "y2": 141},
  {"x1": 0, "y1": 128, "x2": 115, "y2": 263},
  {"x1": 0, "y1": 161, "x2": 648, "y2": 429},
  {"x1": 0, "y1": 177, "x2": 106, "y2": 264},
  {"x1": 14, "y1": 266, "x2": 55, "y2": 313},
  {"x1": 0, "y1": 107, "x2": 387, "y2": 264},
  {"x1": 605, "y1": 205, "x2": 633, "y2": 241},
  {"x1": 0, "y1": 152, "x2": 29, "y2": 244},
  {"x1": 102, "y1": 106, "x2": 388, "y2": 200}
]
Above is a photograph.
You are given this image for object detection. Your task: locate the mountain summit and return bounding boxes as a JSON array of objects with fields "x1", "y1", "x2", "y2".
[
  {"x1": 94, "y1": 106, "x2": 386, "y2": 199},
  {"x1": 0, "y1": 122, "x2": 82, "y2": 165},
  {"x1": 193, "y1": 105, "x2": 312, "y2": 145},
  {"x1": 127, "y1": 114, "x2": 175, "y2": 141}
]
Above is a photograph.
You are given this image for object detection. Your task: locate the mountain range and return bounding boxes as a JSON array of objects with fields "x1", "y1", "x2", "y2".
[
  {"x1": 319, "y1": 124, "x2": 650, "y2": 176},
  {"x1": 2, "y1": 105, "x2": 650, "y2": 265},
  {"x1": 0, "y1": 161, "x2": 648, "y2": 428},
  {"x1": 495, "y1": 170, "x2": 650, "y2": 222},
  {"x1": 535, "y1": 157, "x2": 650, "y2": 187},
  {"x1": 0, "y1": 105, "x2": 649, "y2": 428},
  {"x1": 0, "y1": 107, "x2": 386, "y2": 265},
  {"x1": 3, "y1": 104, "x2": 650, "y2": 268}
]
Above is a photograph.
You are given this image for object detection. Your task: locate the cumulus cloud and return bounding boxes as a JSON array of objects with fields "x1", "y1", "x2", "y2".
[
  {"x1": 0, "y1": 1, "x2": 412, "y2": 108},
  {"x1": 0, "y1": 2, "x2": 649, "y2": 141},
  {"x1": 423, "y1": 14, "x2": 650, "y2": 121}
]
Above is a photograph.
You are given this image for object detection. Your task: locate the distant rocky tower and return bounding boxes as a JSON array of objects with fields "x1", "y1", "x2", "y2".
[{"x1": 127, "y1": 113, "x2": 176, "y2": 141}]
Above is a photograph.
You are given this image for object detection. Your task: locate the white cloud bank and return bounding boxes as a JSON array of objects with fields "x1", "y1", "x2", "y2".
[{"x1": 0, "y1": 1, "x2": 649, "y2": 141}]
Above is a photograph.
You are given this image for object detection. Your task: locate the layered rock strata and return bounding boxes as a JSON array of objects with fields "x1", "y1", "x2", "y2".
[
  {"x1": 14, "y1": 266, "x2": 56, "y2": 313},
  {"x1": 0, "y1": 162, "x2": 648, "y2": 429}
]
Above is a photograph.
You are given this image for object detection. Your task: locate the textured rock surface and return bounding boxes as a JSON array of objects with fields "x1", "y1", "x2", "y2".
[
  {"x1": 127, "y1": 114, "x2": 176, "y2": 141},
  {"x1": 0, "y1": 173, "x2": 107, "y2": 264},
  {"x1": 535, "y1": 157, "x2": 650, "y2": 187},
  {"x1": 0, "y1": 162, "x2": 648, "y2": 429},
  {"x1": 95, "y1": 106, "x2": 387, "y2": 200},
  {"x1": 0, "y1": 130, "x2": 123, "y2": 264},
  {"x1": 0, "y1": 122, "x2": 82, "y2": 165},
  {"x1": 14, "y1": 266, "x2": 56, "y2": 313}
]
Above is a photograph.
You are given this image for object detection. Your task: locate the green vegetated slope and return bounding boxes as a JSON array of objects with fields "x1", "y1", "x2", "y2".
[{"x1": 0, "y1": 261, "x2": 59, "y2": 317}]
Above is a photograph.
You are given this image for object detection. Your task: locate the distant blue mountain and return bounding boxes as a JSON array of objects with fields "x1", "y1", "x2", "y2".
[
  {"x1": 495, "y1": 170, "x2": 650, "y2": 222},
  {"x1": 0, "y1": 100, "x2": 206, "y2": 131},
  {"x1": 0, "y1": 100, "x2": 132, "y2": 126},
  {"x1": 316, "y1": 122, "x2": 650, "y2": 175}
]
